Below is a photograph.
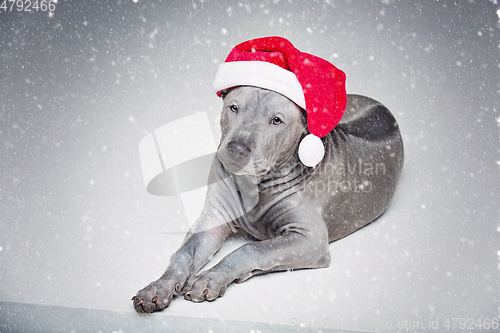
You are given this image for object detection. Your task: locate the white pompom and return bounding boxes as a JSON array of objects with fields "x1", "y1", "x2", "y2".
[{"x1": 298, "y1": 134, "x2": 325, "y2": 167}]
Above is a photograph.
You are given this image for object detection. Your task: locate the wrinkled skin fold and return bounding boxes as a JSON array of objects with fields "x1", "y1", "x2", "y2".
[{"x1": 132, "y1": 86, "x2": 404, "y2": 313}]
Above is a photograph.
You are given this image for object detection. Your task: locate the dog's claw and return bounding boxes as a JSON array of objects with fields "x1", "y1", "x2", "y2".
[
  {"x1": 175, "y1": 284, "x2": 182, "y2": 294},
  {"x1": 152, "y1": 296, "x2": 159, "y2": 303}
]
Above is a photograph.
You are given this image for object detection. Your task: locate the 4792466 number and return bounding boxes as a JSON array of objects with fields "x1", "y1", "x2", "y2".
[
  {"x1": 0, "y1": 0, "x2": 56, "y2": 12},
  {"x1": 443, "y1": 318, "x2": 498, "y2": 331}
]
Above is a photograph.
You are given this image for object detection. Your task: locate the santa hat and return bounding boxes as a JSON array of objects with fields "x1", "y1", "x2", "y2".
[{"x1": 213, "y1": 36, "x2": 347, "y2": 167}]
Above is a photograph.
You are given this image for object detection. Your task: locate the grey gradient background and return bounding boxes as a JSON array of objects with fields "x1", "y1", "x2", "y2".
[{"x1": 1, "y1": 0, "x2": 499, "y2": 332}]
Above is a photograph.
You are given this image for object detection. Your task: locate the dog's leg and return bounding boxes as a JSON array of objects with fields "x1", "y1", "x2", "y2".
[
  {"x1": 183, "y1": 204, "x2": 330, "y2": 302},
  {"x1": 132, "y1": 216, "x2": 232, "y2": 313}
]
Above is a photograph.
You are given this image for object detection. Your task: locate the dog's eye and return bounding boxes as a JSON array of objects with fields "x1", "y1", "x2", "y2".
[
  {"x1": 271, "y1": 117, "x2": 283, "y2": 125},
  {"x1": 229, "y1": 105, "x2": 238, "y2": 113}
]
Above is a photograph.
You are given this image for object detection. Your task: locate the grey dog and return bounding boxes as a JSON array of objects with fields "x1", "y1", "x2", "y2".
[{"x1": 132, "y1": 86, "x2": 404, "y2": 312}]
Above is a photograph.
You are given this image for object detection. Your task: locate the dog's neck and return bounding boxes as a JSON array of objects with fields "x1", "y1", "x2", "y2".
[
  {"x1": 222, "y1": 157, "x2": 309, "y2": 225},
  {"x1": 216, "y1": 150, "x2": 321, "y2": 230}
]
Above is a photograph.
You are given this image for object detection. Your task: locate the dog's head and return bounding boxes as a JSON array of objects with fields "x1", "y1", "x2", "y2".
[{"x1": 217, "y1": 86, "x2": 307, "y2": 176}]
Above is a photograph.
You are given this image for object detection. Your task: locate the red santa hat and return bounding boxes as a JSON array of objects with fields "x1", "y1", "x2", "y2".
[{"x1": 213, "y1": 36, "x2": 347, "y2": 167}]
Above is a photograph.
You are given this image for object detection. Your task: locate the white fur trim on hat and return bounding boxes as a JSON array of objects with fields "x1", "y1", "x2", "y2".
[{"x1": 213, "y1": 61, "x2": 306, "y2": 109}]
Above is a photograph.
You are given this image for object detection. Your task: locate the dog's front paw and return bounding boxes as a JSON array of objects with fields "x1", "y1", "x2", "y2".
[
  {"x1": 132, "y1": 278, "x2": 183, "y2": 313},
  {"x1": 182, "y1": 269, "x2": 230, "y2": 302}
]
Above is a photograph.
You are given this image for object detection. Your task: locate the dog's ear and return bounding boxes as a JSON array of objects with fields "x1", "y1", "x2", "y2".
[
  {"x1": 220, "y1": 89, "x2": 231, "y2": 100},
  {"x1": 300, "y1": 108, "x2": 307, "y2": 124}
]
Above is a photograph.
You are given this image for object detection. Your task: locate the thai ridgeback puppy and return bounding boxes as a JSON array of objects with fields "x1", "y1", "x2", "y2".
[{"x1": 132, "y1": 86, "x2": 404, "y2": 313}]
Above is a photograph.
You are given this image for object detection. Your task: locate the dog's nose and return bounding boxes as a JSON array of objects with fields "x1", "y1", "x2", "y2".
[{"x1": 227, "y1": 141, "x2": 251, "y2": 161}]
